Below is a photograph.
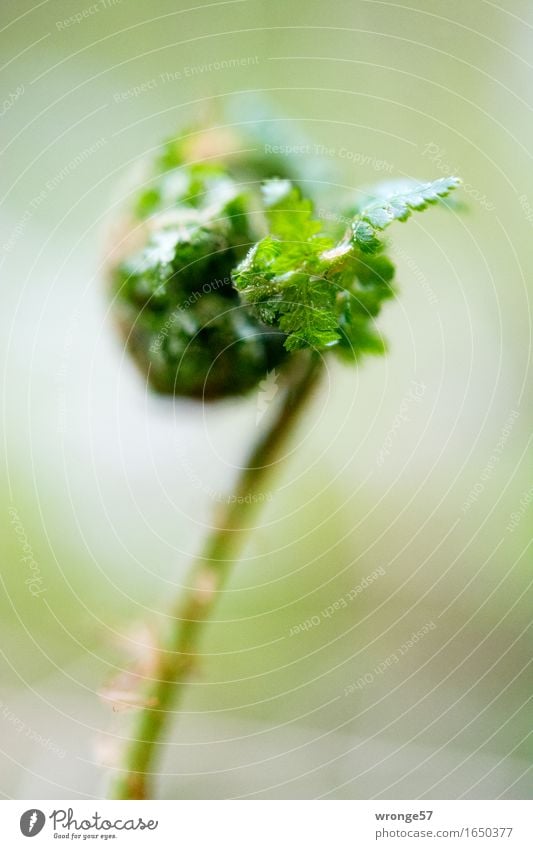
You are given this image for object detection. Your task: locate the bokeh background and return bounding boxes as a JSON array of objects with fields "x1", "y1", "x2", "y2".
[{"x1": 1, "y1": 0, "x2": 531, "y2": 800}]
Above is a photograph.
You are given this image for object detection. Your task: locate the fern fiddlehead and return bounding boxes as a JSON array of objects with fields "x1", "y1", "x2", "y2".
[{"x1": 107, "y1": 122, "x2": 460, "y2": 799}]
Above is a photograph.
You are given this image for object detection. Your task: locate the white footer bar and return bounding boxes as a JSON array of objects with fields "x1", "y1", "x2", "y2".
[{"x1": 2, "y1": 800, "x2": 531, "y2": 847}]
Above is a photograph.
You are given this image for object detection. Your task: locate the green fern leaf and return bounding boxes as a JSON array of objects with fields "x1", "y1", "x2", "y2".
[
  {"x1": 352, "y1": 176, "x2": 461, "y2": 250},
  {"x1": 235, "y1": 175, "x2": 460, "y2": 355}
]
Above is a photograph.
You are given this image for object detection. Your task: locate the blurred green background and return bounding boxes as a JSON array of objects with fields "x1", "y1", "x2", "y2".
[{"x1": 0, "y1": 0, "x2": 531, "y2": 799}]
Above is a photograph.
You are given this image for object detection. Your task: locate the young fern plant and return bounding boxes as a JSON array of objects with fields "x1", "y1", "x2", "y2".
[{"x1": 107, "y1": 125, "x2": 460, "y2": 800}]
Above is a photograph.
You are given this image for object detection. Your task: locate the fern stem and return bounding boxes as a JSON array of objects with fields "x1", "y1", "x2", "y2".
[{"x1": 109, "y1": 351, "x2": 322, "y2": 800}]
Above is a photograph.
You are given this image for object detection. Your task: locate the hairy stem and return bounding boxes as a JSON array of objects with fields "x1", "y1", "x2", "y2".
[{"x1": 110, "y1": 351, "x2": 322, "y2": 799}]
